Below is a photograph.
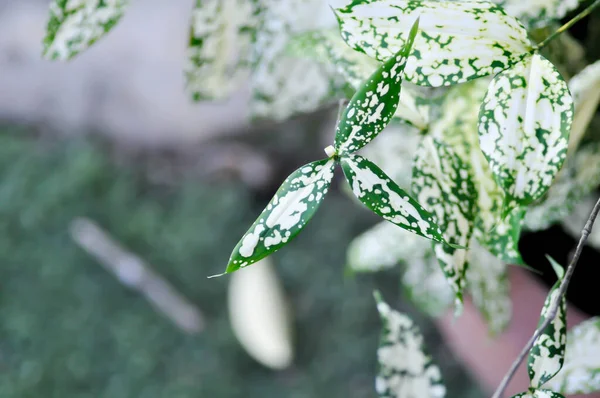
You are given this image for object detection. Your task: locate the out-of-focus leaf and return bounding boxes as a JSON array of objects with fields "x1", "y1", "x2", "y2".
[
  {"x1": 511, "y1": 390, "x2": 565, "y2": 398},
  {"x1": 43, "y1": 0, "x2": 128, "y2": 60},
  {"x1": 547, "y1": 317, "x2": 600, "y2": 395},
  {"x1": 334, "y1": 0, "x2": 532, "y2": 87},
  {"x1": 335, "y1": 18, "x2": 419, "y2": 155},
  {"x1": 478, "y1": 53, "x2": 574, "y2": 211},
  {"x1": 374, "y1": 292, "x2": 446, "y2": 398},
  {"x1": 185, "y1": 0, "x2": 262, "y2": 101},
  {"x1": 497, "y1": 0, "x2": 584, "y2": 30},
  {"x1": 224, "y1": 159, "x2": 335, "y2": 273},
  {"x1": 478, "y1": 207, "x2": 526, "y2": 265},
  {"x1": 567, "y1": 60, "x2": 600, "y2": 155}
]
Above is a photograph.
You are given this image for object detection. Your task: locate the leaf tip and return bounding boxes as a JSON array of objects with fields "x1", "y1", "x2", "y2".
[{"x1": 545, "y1": 255, "x2": 565, "y2": 280}]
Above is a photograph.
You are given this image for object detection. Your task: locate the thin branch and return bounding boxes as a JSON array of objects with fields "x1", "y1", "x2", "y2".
[
  {"x1": 536, "y1": 0, "x2": 600, "y2": 50},
  {"x1": 491, "y1": 196, "x2": 600, "y2": 398}
]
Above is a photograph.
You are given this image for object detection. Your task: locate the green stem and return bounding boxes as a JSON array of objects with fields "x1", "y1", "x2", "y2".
[{"x1": 536, "y1": 0, "x2": 600, "y2": 50}]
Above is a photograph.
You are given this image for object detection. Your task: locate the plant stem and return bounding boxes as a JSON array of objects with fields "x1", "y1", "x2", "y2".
[
  {"x1": 491, "y1": 196, "x2": 600, "y2": 398},
  {"x1": 536, "y1": 0, "x2": 600, "y2": 50}
]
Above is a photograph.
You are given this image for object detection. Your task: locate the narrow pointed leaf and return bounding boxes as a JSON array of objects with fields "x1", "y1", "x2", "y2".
[
  {"x1": 334, "y1": 0, "x2": 532, "y2": 87},
  {"x1": 347, "y1": 221, "x2": 429, "y2": 273},
  {"x1": 43, "y1": 0, "x2": 128, "y2": 60},
  {"x1": 341, "y1": 154, "x2": 446, "y2": 244},
  {"x1": 467, "y1": 241, "x2": 511, "y2": 335},
  {"x1": 511, "y1": 390, "x2": 565, "y2": 398},
  {"x1": 478, "y1": 53, "x2": 574, "y2": 210},
  {"x1": 288, "y1": 29, "x2": 430, "y2": 130},
  {"x1": 567, "y1": 60, "x2": 600, "y2": 155},
  {"x1": 528, "y1": 258, "x2": 567, "y2": 388},
  {"x1": 185, "y1": 0, "x2": 262, "y2": 101},
  {"x1": 547, "y1": 317, "x2": 600, "y2": 395},
  {"x1": 374, "y1": 292, "x2": 446, "y2": 398},
  {"x1": 225, "y1": 159, "x2": 335, "y2": 273},
  {"x1": 412, "y1": 136, "x2": 477, "y2": 303},
  {"x1": 497, "y1": 0, "x2": 584, "y2": 30},
  {"x1": 334, "y1": 18, "x2": 419, "y2": 155}
]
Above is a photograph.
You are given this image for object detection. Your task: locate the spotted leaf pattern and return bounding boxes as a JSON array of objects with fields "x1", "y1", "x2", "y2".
[
  {"x1": 547, "y1": 317, "x2": 600, "y2": 395},
  {"x1": 528, "y1": 257, "x2": 567, "y2": 388},
  {"x1": 335, "y1": 18, "x2": 419, "y2": 155},
  {"x1": 341, "y1": 154, "x2": 446, "y2": 244},
  {"x1": 497, "y1": 0, "x2": 584, "y2": 30},
  {"x1": 185, "y1": 0, "x2": 261, "y2": 101},
  {"x1": 374, "y1": 292, "x2": 446, "y2": 398},
  {"x1": 43, "y1": 0, "x2": 128, "y2": 60},
  {"x1": 478, "y1": 53, "x2": 574, "y2": 210},
  {"x1": 567, "y1": 60, "x2": 600, "y2": 155},
  {"x1": 511, "y1": 390, "x2": 565, "y2": 398},
  {"x1": 333, "y1": 0, "x2": 533, "y2": 87},
  {"x1": 412, "y1": 137, "x2": 477, "y2": 304},
  {"x1": 478, "y1": 207, "x2": 526, "y2": 265},
  {"x1": 225, "y1": 159, "x2": 335, "y2": 273},
  {"x1": 287, "y1": 29, "x2": 430, "y2": 130}
]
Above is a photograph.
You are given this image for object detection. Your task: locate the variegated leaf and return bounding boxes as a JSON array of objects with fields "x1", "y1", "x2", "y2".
[
  {"x1": 412, "y1": 136, "x2": 477, "y2": 303},
  {"x1": 511, "y1": 389, "x2": 565, "y2": 398},
  {"x1": 335, "y1": 18, "x2": 419, "y2": 155},
  {"x1": 478, "y1": 53, "x2": 574, "y2": 210},
  {"x1": 250, "y1": 0, "x2": 342, "y2": 120},
  {"x1": 567, "y1": 60, "x2": 600, "y2": 155},
  {"x1": 43, "y1": 0, "x2": 128, "y2": 60},
  {"x1": 287, "y1": 29, "x2": 430, "y2": 130},
  {"x1": 528, "y1": 257, "x2": 567, "y2": 388},
  {"x1": 497, "y1": 0, "x2": 584, "y2": 30},
  {"x1": 526, "y1": 142, "x2": 600, "y2": 231},
  {"x1": 466, "y1": 241, "x2": 511, "y2": 335},
  {"x1": 547, "y1": 317, "x2": 600, "y2": 395},
  {"x1": 347, "y1": 221, "x2": 430, "y2": 272},
  {"x1": 185, "y1": 0, "x2": 261, "y2": 101},
  {"x1": 341, "y1": 154, "x2": 446, "y2": 244},
  {"x1": 225, "y1": 159, "x2": 335, "y2": 273},
  {"x1": 402, "y1": 253, "x2": 454, "y2": 317},
  {"x1": 477, "y1": 207, "x2": 526, "y2": 265},
  {"x1": 333, "y1": 0, "x2": 533, "y2": 87},
  {"x1": 374, "y1": 292, "x2": 446, "y2": 398}
]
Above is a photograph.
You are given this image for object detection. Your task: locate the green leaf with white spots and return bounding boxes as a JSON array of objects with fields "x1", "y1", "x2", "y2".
[
  {"x1": 467, "y1": 241, "x2": 511, "y2": 335},
  {"x1": 402, "y1": 252, "x2": 454, "y2": 317},
  {"x1": 478, "y1": 53, "x2": 574, "y2": 210},
  {"x1": 511, "y1": 389, "x2": 565, "y2": 398},
  {"x1": 526, "y1": 142, "x2": 600, "y2": 231},
  {"x1": 528, "y1": 257, "x2": 567, "y2": 388},
  {"x1": 333, "y1": 0, "x2": 533, "y2": 87},
  {"x1": 497, "y1": 0, "x2": 584, "y2": 30},
  {"x1": 547, "y1": 317, "x2": 600, "y2": 395},
  {"x1": 341, "y1": 154, "x2": 446, "y2": 244},
  {"x1": 43, "y1": 0, "x2": 128, "y2": 60},
  {"x1": 287, "y1": 29, "x2": 430, "y2": 130},
  {"x1": 374, "y1": 291, "x2": 446, "y2": 398},
  {"x1": 477, "y1": 206, "x2": 526, "y2": 265},
  {"x1": 347, "y1": 221, "x2": 430, "y2": 273},
  {"x1": 334, "y1": 18, "x2": 419, "y2": 155},
  {"x1": 225, "y1": 158, "x2": 335, "y2": 274},
  {"x1": 567, "y1": 60, "x2": 600, "y2": 155},
  {"x1": 185, "y1": 0, "x2": 262, "y2": 101},
  {"x1": 412, "y1": 136, "x2": 477, "y2": 303}
]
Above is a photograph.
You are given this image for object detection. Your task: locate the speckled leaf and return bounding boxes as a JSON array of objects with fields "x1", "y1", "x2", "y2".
[
  {"x1": 185, "y1": 0, "x2": 261, "y2": 101},
  {"x1": 547, "y1": 317, "x2": 600, "y2": 395},
  {"x1": 528, "y1": 257, "x2": 567, "y2": 388},
  {"x1": 225, "y1": 159, "x2": 335, "y2": 273},
  {"x1": 347, "y1": 221, "x2": 429, "y2": 273},
  {"x1": 478, "y1": 53, "x2": 574, "y2": 210},
  {"x1": 497, "y1": 0, "x2": 584, "y2": 30},
  {"x1": 402, "y1": 252, "x2": 454, "y2": 317},
  {"x1": 287, "y1": 29, "x2": 430, "y2": 130},
  {"x1": 333, "y1": 0, "x2": 533, "y2": 87},
  {"x1": 478, "y1": 206, "x2": 526, "y2": 265},
  {"x1": 43, "y1": 0, "x2": 128, "y2": 60},
  {"x1": 567, "y1": 60, "x2": 600, "y2": 155},
  {"x1": 511, "y1": 390, "x2": 565, "y2": 398},
  {"x1": 374, "y1": 292, "x2": 446, "y2": 398},
  {"x1": 250, "y1": 0, "x2": 342, "y2": 120},
  {"x1": 335, "y1": 18, "x2": 419, "y2": 155},
  {"x1": 526, "y1": 142, "x2": 600, "y2": 231},
  {"x1": 341, "y1": 154, "x2": 446, "y2": 244},
  {"x1": 412, "y1": 136, "x2": 477, "y2": 304},
  {"x1": 467, "y1": 241, "x2": 511, "y2": 335}
]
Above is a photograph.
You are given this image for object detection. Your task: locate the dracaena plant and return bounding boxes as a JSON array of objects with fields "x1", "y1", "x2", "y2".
[{"x1": 42, "y1": 0, "x2": 600, "y2": 397}]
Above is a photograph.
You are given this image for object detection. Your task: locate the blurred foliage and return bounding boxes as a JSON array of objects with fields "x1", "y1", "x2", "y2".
[{"x1": 0, "y1": 127, "x2": 479, "y2": 397}]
